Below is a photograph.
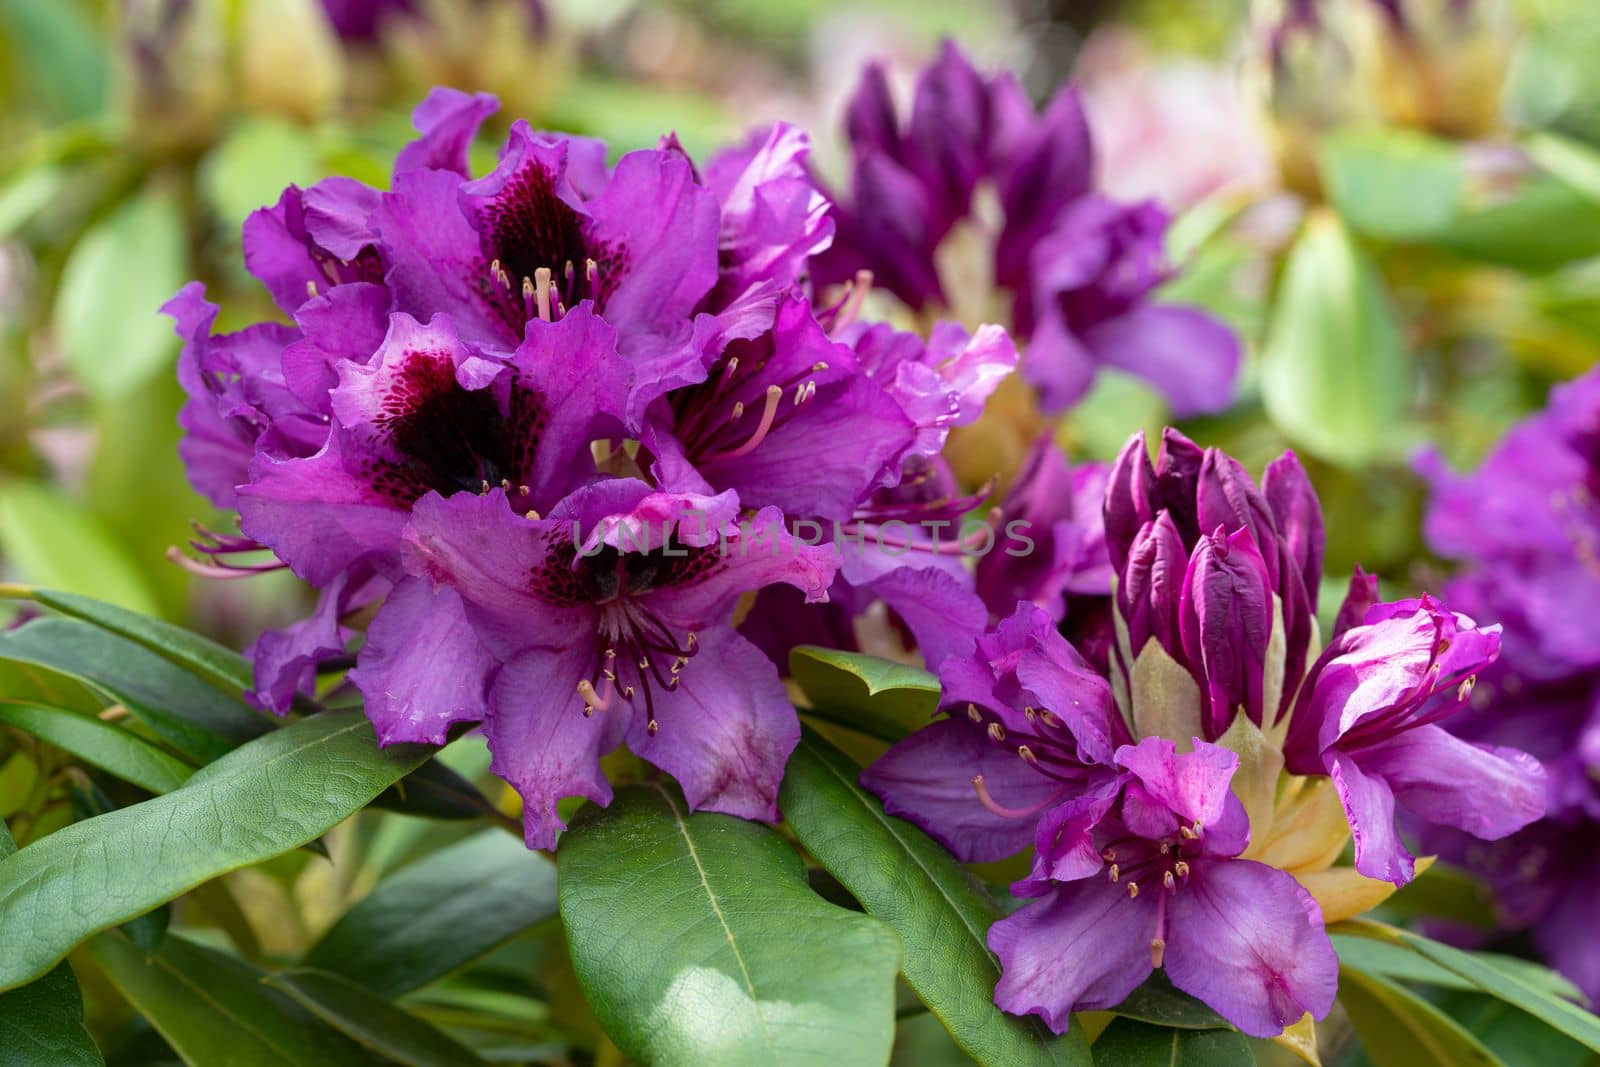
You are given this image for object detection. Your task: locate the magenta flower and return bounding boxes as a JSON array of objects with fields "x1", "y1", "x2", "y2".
[
  {"x1": 1284, "y1": 596, "x2": 1545, "y2": 884},
  {"x1": 817, "y1": 41, "x2": 1240, "y2": 415},
  {"x1": 394, "y1": 482, "x2": 836, "y2": 846},
  {"x1": 862, "y1": 603, "x2": 1124, "y2": 864},
  {"x1": 988, "y1": 737, "x2": 1338, "y2": 1038}
]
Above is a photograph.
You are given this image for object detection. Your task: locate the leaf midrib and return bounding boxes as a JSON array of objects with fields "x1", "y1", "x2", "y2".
[{"x1": 650, "y1": 782, "x2": 778, "y2": 1063}]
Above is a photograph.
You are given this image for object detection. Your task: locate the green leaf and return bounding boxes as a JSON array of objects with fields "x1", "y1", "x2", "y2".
[
  {"x1": 16, "y1": 588, "x2": 258, "y2": 703},
  {"x1": 1105, "y1": 974, "x2": 1230, "y2": 1031},
  {"x1": 1321, "y1": 127, "x2": 1466, "y2": 241},
  {"x1": 1436, "y1": 178, "x2": 1600, "y2": 272},
  {"x1": 0, "y1": 822, "x2": 102, "y2": 1067},
  {"x1": 790, "y1": 645, "x2": 939, "y2": 742},
  {"x1": 1338, "y1": 921, "x2": 1600, "y2": 1053},
  {"x1": 370, "y1": 758, "x2": 499, "y2": 821},
  {"x1": 1089, "y1": 1018, "x2": 1253, "y2": 1066},
  {"x1": 1260, "y1": 210, "x2": 1411, "y2": 469},
  {"x1": 53, "y1": 185, "x2": 187, "y2": 400},
  {"x1": 1437, "y1": 991, "x2": 1595, "y2": 1067},
  {"x1": 265, "y1": 969, "x2": 486, "y2": 1067},
  {"x1": 1525, "y1": 131, "x2": 1600, "y2": 206},
  {"x1": 779, "y1": 729, "x2": 1090, "y2": 1066},
  {"x1": 1331, "y1": 934, "x2": 1584, "y2": 1001},
  {"x1": 1338, "y1": 966, "x2": 1500, "y2": 1066},
  {"x1": 87, "y1": 931, "x2": 384, "y2": 1066},
  {"x1": 304, "y1": 829, "x2": 557, "y2": 998},
  {"x1": 0, "y1": 702, "x2": 194, "y2": 793},
  {"x1": 559, "y1": 782, "x2": 903, "y2": 1067},
  {"x1": 0, "y1": 0, "x2": 106, "y2": 121},
  {"x1": 0, "y1": 165, "x2": 66, "y2": 238},
  {"x1": 0, "y1": 712, "x2": 429, "y2": 992},
  {"x1": 0, "y1": 483, "x2": 160, "y2": 616},
  {"x1": 0, "y1": 616, "x2": 269, "y2": 763}
]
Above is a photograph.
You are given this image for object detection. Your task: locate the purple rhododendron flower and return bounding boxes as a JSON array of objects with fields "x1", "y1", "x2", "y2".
[
  {"x1": 397, "y1": 484, "x2": 836, "y2": 846},
  {"x1": 166, "y1": 85, "x2": 939, "y2": 845},
  {"x1": 1283, "y1": 595, "x2": 1545, "y2": 885},
  {"x1": 817, "y1": 40, "x2": 1240, "y2": 415},
  {"x1": 1418, "y1": 367, "x2": 1600, "y2": 999},
  {"x1": 989, "y1": 738, "x2": 1339, "y2": 1038}
]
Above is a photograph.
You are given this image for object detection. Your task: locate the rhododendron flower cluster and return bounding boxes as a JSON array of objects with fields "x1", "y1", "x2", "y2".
[
  {"x1": 864, "y1": 428, "x2": 1544, "y2": 1036},
  {"x1": 164, "y1": 44, "x2": 1553, "y2": 1047}
]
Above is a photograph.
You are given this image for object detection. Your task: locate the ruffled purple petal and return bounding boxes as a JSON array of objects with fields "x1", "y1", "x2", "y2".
[
  {"x1": 624, "y1": 627, "x2": 798, "y2": 824},
  {"x1": 1164, "y1": 859, "x2": 1338, "y2": 1038}
]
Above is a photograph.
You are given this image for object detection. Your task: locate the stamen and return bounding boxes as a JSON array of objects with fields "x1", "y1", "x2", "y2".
[
  {"x1": 1174, "y1": 861, "x2": 1190, "y2": 879},
  {"x1": 646, "y1": 718, "x2": 659, "y2": 736},
  {"x1": 1017, "y1": 745, "x2": 1037, "y2": 765},
  {"x1": 830, "y1": 269, "x2": 874, "y2": 334},
  {"x1": 1127, "y1": 881, "x2": 1139, "y2": 899},
  {"x1": 987, "y1": 722, "x2": 1006, "y2": 743},
  {"x1": 525, "y1": 510, "x2": 541, "y2": 520},
  {"x1": 705, "y1": 385, "x2": 783, "y2": 461},
  {"x1": 1150, "y1": 938, "x2": 1166, "y2": 967},
  {"x1": 1458, "y1": 675, "x2": 1476, "y2": 702},
  {"x1": 971, "y1": 775, "x2": 1068, "y2": 820},
  {"x1": 967, "y1": 703, "x2": 983, "y2": 723},
  {"x1": 731, "y1": 401, "x2": 745, "y2": 420},
  {"x1": 1108, "y1": 863, "x2": 1120, "y2": 883},
  {"x1": 533, "y1": 266, "x2": 554, "y2": 321},
  {"x1": 1163, "y1": 870, "x2": 1177, "y2": 891},
  {"x1": 1178, "y1": 825, "x2": 1197, "y2": 840},
  {"x1": 306, "y1": 280, "x2": 319, "y2": 299},
  {"x1": 1102, "y1": 848, "x2": 1117, "y2": 861}
]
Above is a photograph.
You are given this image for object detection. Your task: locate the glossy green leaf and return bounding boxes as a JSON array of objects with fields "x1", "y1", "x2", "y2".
[
  {"x1": 1331, "y1": 934, "x2": 1583, "y2": 1001},
  {"x1": 266, "y1": 969, "x2": 485, "y2": 1067},
  {"x1": 1437, "y1": 991, "x2": 1595, "y2": 1067},
  {"x1": 790, "y1": 645, "x2": 940, "y2": 742},
  {"x1": 0, "y1": 822, "x2": 102, "y2": 1067},
  {"x1": 371, "y1": 758, "x2": 499, "y2": 822},
  {"x1": 0, "y1": 702, "x2": 193, "y2": 793},
  {"x1": 304, "y1": 829, "x2": 557, "y2": 998},
  {"x1": 88, "y1": 931, "x2": 383, "y2": 1067},
  {"x1": 1088, "y1": 1018, "x2": 1253, "y2": 1066},
  {"x1": 1320, "y1": 127, "x2": 1465, "y2": 241},
  {"x1": 0, "y1": 484, "x2": 160, "y2": 616},
  {"x1": 0, "y1": 713, "x2": 429, "y2": 992},
  {"x1": 1338, "y1": 921, "x2": 1600, "y2": 1053},
  {"x1": 779, "y1": 730, "x2": 1091, "y2": 1066},
  {"x1": 53, "y1": 185, "x2": 187, "y2": 399},
  {"x1": 1105, "y1": 974, "x2": 1230, "y2": 1032},
  {"x1": 0, "y1": 616, "x2": 269, "y2": 763},
  {"x1": 1260, "y1": 210, "x2": 1411, "y2": 468},
  {"x1": 16, "y1": 588, "x2": 258, "y2": 702},
  {"x1": 1339, "y1": 966, "x2": 1500, "y2": 1066},
  {"x1": 559, "y1": 782, "x2": 903, "y2": 1066}
]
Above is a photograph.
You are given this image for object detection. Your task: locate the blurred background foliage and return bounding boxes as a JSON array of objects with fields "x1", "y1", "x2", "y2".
[{"x1": 5, "y1": 0, "x2": 1600, "y2": 1060}]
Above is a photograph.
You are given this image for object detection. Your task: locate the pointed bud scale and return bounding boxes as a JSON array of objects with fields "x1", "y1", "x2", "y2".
[
  {"x1": 1197, "y1": 448, "x2": 1281, "y2": 588},
  {"x1": 1105, "y1": 431, "x2": 1157, "y2": 572},
  {"x1": 1117, "y1": 512, "x2": 1188, "y2": 660},
  {"x1": 1151, "y1": 428, "x2": 1205, "y2": 547}
]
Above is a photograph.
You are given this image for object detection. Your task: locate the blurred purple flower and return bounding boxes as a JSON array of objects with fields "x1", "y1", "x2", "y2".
[
  {"x1": 817, "y1": 40, "x2": 1240, "y2": 415},
  {"x1": 1419, "y1": 368, "x2": 1600, "y2": 999}
]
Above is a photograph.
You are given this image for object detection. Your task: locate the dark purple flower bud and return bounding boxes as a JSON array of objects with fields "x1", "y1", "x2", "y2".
[
  {"x1": 1262, "y1": 451, "x2": 1325, "y2": 607},
  {"x1": 1197, "y1": 449, "x2": 1280, "y2": 588},
  {"x1": 1105, "y1": 431, "x2": 1156, "y2": 572},
  {"x1": 1178, "y1": 526, "x2": 1275, "y2": 739},
  {"x1": 1330, "y1": 567, "x2": 1380, "y2": 642},
  {"x1": 1117, "y1": 513, "x2": 1187, "y2": 660},
  {"x1": 1151, "y1": 428, "x2": 1205, "y2": 546}
]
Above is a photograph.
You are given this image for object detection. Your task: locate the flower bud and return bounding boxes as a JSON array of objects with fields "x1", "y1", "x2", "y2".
[
  {"x1": 239, "y1": 0, "x2": 344, "y2": 123},
  {"x1": 1179, "y1": 526, "x2": 1276, "y2": 739}
]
